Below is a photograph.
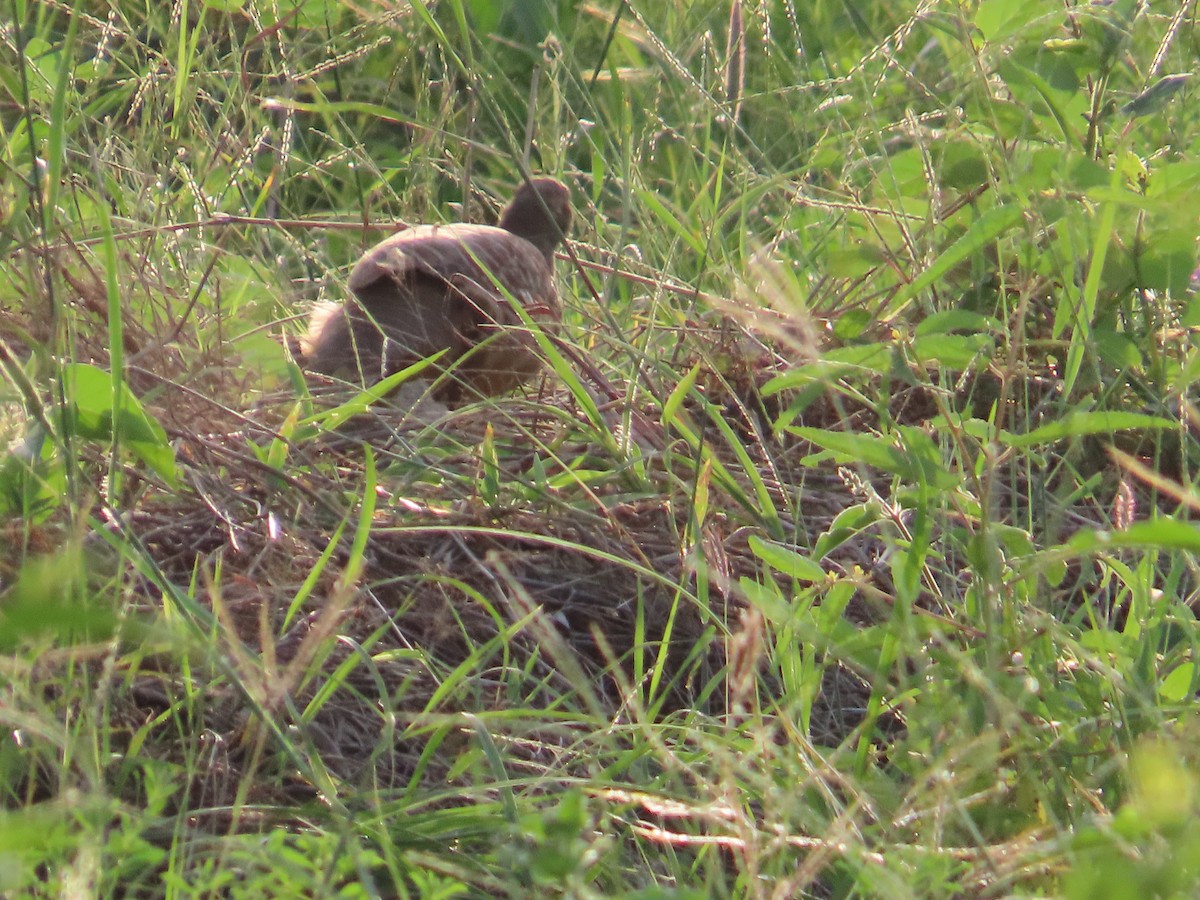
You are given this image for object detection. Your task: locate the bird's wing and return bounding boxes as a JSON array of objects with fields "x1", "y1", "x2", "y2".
[{"x1": 348, "y1": 224, "x2": 556, "y2": 319}]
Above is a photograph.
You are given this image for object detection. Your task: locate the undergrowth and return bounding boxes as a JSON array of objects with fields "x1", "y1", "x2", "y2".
[{"x1": 2, "y1": 0, "x2": 1200, "y2": 896}]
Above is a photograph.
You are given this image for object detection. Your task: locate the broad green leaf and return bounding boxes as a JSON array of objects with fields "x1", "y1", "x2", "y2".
[
  {"x1": 790, "y1": 427, "x2": 911, "y2": 473},
  {"x1": 738, "y1": 575, "x2": 794, "y2": 625},
  {"x1": 897, "y1": 205, "x2": 1024, "y2": 305},
  {"x1": 915, "y1": 310, "x2": 1001, "y2": 337},
  {"x1": 464, "y1": 0, "x2": 502, "y2": 33},
  {"x1": 1136, "y1": 228, "x2": 1198, "y2": 295},
  {"x1": 831, "y1": 310, "x2": 872, "y2": 340},
  {"x1": 996, "y1": 59, "x2": 1081, "y2": 147},
  {"x1": 1066, "y1": 156, "x2": 1112, "y2": 190},
  {"x1": 814, "y1": 503, "x2": 880, "y2": 560},
  {"x1": 1005, "y1": 411, "x2": 1175, "y2": 448},
  {"x1": 0, "y1": 548, "x2": 116, "y2": 651},
  {"x1": 62, "y1": 363, "x2": 178, "y2": 486},
  {"x1": 1159, "y1": 663, "x2": 1195, "y2": 703},
  {"x1": 975, "y1": 0, "x2": 1043, "y2": 41},
  {"x1": 793, "y1": 425, "x2": 962, "y2": 490},
  {"x1": 821, "y1": 343, "x2": 895, "y2": 370},
  {"x1": 911, "y1": 333, "x2": 994, "y2": 368},
  {"x1": 761, "y1": 343, "x2": 893, "y2": 396},
  {"x1": 813, "y1": 578, "x2": 856, "y2": 633},
  {"x1": 748, "y1": 535, "x2": 825, "y2": 583},
  {"x1": 1068, "y1": 518, "x2": 1200, "y2": 554},
  {"x1": 826, "y1": 244, "x2": 884, "y2": 278},
  {"x1": 937, "y1": 142, "x2": 990, "y2": 190},
  {"x1": 0, "y1": 428, "x2": 64, "y2": 520},
  {"x1": 1145, "y1": 160, "x2": 1200, "y2": 199},
  {"x1": 1092, "y1": 330, "x2": 1143, "y2": 370},
  {"x1": 1083, "y1": 186, "x2": 1163, "y2": 210}
]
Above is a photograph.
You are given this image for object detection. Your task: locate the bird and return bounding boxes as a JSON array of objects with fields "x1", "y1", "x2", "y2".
[{"x1": 302, "y1": 177, "x2": 572, "y2": 403}]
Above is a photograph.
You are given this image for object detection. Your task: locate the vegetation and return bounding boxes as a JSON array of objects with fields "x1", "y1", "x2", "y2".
[{"x1": 2, "y1": 0, "x2": 1200, "y2": 895}]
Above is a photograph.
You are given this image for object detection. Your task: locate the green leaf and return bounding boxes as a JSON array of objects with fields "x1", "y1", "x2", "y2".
[
  {"x1": 1145, "y1": 160, "x2": 1200, "y2": 199},
  {"x1": 790, "y1": 427, "x2": 911, "y2": 473},
  {"x1": 1068, "y1": 518, "x2": 1200, "y2": 554},
  {"x1": 737, "y1": 575, "x2": 795, "y2": 625},
  {"x1": 0, "y1": 428, "x2": 64, "y2": 521},
  {"x1": 661, "y1": 362, "x2": 700, "y2": 425},
  {"x1": 761, "y1": 343, "x2": 894, "y2": 395},
  {"x1": 937, "y1": 142, "x2": 990, "y2": 190},
  {"x1": 1092, "y1": 330, "x2": 1143, "y2": 370},
  {"x1": 62, "y1": 363, "x2": 179, "y2": 486},
  {"x1": 464, "y1": 0, "x2": 502, "y2": 33},
  {"x1": 992, "y1": 523, "x2": 1035, "y2": 558},
  {"x1": 1082, "y1": 186, "x2": 1163, "y2": 210},
  {"x1": 1063, "y1": 158, "x2": 1125, "y2": 397},
  {"x1": 1065, "y1": 156, "x2": 1113, "y2": 191},
  {"x1": 1042, "y1": 38, "x2": 1090, "y2": 53},
  {"x1": 928, "y1": 415, "x2": 1007, "y2": 444},
  {"x1": 0, "y1": 548, "x2": 117, "y2": 651},
  {"x1": 897, "y1": 205, "x2": 1024, "y2": 305},
  {"x1": 479, "y1": 424, "x2": 500, "y2": 507},
  {"x1": 814, "y1": 503, "x2": 880, "y2": 560},
  {"x1": 793, "y1": 425, "x2": 963, "y2": 490},
  {"x1": 813, "y1": 578, "x2": 856, "y2": 634},
  {"x1": 826, "y1": 244, "x2": 885, "y2": 278},
  {"x1": 1159, "y1": 663, "x2": 1195, "y2": 703},
  {"x1": 915, "y1": 310, "x2": 1001, "y2": 337},
  {"x1": 911, "y1": 333, "x2": 994, "y2": 368},
  {"x1": 996, "y1": 60, "x2": 1081, "y2": 147},
  {"x1": 832, "y1": 309, "x2": 872, "y2": 340},
  {"x1": 1005, "y1": 411, "x2": 1175, "y2": 448},
  {"x1": 824, "y1": 342, "x2": 893, "y2": 371},
  {"x1": 748, "y1": 535, "x2": 825, "y2": 583},
  {"x1": 1136, "y1": 227, "x2": 1198, "y2": 295},
  {"x1": 43, "y1": 12, "x2": 80, "y2": 224},
  {"x1": 975, "y1": 0, "x2": 1043, "y2": 41}
]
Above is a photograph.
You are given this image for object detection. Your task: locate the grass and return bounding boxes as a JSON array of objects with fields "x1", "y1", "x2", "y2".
[{"x1": 2, "y1": 0, "x2": 1200, "y2": 896}]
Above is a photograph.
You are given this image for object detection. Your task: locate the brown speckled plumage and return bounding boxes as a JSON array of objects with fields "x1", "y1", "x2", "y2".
[{"x1": 303, "y1": 178, "x2": 571, "y2": 402}]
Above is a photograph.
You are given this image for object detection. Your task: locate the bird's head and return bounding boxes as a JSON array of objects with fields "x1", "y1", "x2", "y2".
[{"x1": 499, "y1": 177, "x2": 572, "y2": 261}]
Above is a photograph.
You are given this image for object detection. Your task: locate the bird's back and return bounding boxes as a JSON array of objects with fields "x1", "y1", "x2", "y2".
[
  {"x1": 305, "y1": 223, "x2": 559, "y2": 397},
  {"x1": 348, "y1": 223, "x2": 555, "y2": 313}
]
